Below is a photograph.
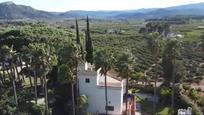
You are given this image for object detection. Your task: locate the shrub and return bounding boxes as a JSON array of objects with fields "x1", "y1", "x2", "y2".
[
  {"x1": 132, "y1": 89, "x2": 136, "y2": 93},
  {"x1": 157, "y1": 107, "x2": 171, "y2": 115},
  {"x1": 183, "y1": 84, "x2": 191, "y2": 91},
  {"x1": 140, "y1": 86, "x2": 154, "y2": 94},
  {"x1": 159, "y1": 87, "x2": 171, "y2": 101},
  {"x1": 188, "y1": 88, "x2": 200, "y2": 101},
  {"x1": 30, "y1": 104, "x2": 44, "y2": 115},
  {"x1": 197, "y1": 97, "x2": 204, "y2": 107},
  {"x1": 196, "y1": 88, "x2": 202, "y2": 92}
]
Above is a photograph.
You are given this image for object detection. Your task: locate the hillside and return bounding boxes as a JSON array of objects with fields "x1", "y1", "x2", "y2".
[
  {"x1": 0, "y1": 1, "x2": 56, "y2": 20},
  {"x1": 0, "y1": 1, "x2": 204, "y2": 20},
  {"x1": 115, "y1": 3, "x2": 204, "y2": 19}
]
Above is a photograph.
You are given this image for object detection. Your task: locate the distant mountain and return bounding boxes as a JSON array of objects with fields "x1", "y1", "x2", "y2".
[
  {"x1": 115, "y1": 2, "x2": 204, "y2": 19},
  {"x1": 0, "y1": 1, "x2": 56, "y2": 20},
  {"x1": 61, "y1": 11, "x2": 112, "y2": 18},
  {"x1": 60, "y1": 10, "x2": 140, "y2": 19},
  {"x1": 60, "y1": 9, "x2": 161, "y2": 19},
  {"x1": 168, "y1": 2, "x2": 204, "y2": 10},
  {"x1": 0, "y1": 1, "x2": 204, "y2": 20}
]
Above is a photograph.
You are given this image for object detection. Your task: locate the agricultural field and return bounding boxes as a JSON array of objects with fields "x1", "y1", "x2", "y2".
[
  {"x1": 0, "y1": 18, "x2": 204, "y2": 114},
  {"x1": 57, "y1": 19, "x2": 204, "y2": 114},
  {"x1": 1, "y1": 0, "x2": 204, "y2": 115}
]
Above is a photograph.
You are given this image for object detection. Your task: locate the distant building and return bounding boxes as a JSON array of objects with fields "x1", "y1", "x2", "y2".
[
  {"x1": 197, "y1": 26, "x2": 204, "y2": 29},
  {"x1": 106, "y1": 29, "x2": 125, "y2": 34},
  {"x1": 78, "y1": 63, "x2": 127, "y2": 114},
  {"x1": 167, "y1": 33, "x2": 184, "y2": 38}
]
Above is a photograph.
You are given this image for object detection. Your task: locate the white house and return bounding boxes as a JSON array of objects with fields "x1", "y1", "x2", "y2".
[
  {"x1": 167, "y1": 33, "x2": 184, "y2": 38},
  {"x1": 78, "y1": 63, "x2": 127, "y2": 115}
]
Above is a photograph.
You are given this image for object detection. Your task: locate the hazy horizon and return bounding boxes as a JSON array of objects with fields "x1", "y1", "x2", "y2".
[{"x1": 0, "y1": 0, "x2": 204, "y2": 12}]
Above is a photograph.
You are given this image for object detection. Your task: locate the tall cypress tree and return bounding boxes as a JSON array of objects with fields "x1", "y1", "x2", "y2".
[
  {"x1": 85, "y1": 16, "x2": 93, "y2": 63},
  {"x1": 76, "y1": 18, "x2": 80, "y2": 44},
  {"x1": 75, "y1": 18, "x2": 84, "y2": 60}
]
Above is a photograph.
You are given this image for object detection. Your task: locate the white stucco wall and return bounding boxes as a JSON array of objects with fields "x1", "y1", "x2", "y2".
[
  {"x1": 122, "y1": 79, "x2": 126, "y2": 94},
  {"x1": 78, "y1": 71, "x2": 124, "y2": 114}
]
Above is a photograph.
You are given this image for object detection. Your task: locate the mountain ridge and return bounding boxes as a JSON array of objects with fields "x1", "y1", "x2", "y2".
[
  {"x1": 0, "y1": 1, "x2": 56, "y2": 20},
  {"x1": 0, "y1": 1, "x2": 204, "y2": 20}
]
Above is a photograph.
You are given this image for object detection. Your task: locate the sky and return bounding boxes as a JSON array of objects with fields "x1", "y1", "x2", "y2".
[{"x1": 0, "y1": 0, "x2": 204, "y2": 12}]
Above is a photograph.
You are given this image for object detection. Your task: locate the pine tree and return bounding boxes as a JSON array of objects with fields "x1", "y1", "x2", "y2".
[{"x1": 85, "y1": 16, "x2": 93, "y2": 64}]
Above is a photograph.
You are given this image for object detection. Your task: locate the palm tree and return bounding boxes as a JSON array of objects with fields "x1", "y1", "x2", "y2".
[
  {"x1": 27, "y1": 43, "x2": 57, "y2": 115},
  {"x1": 131, "y1": 72, "x2": 144, "y2": 84},
  {"x1": 78, "y1": 94, "x2": 88, "y2": 114},
  {"x1": 170, "y1": 40, "x2": 179, "y2": 115},
  {"x1": 31, "y1": 48, "x2": 39, "y2": 104},
  {"x1": 21, "y1": 46, "x2": 33, "y2": 88},
  {"x1": 146, "y1": 32, "x2": 161, "y2": 114},
  {"x1": 162, "y1": 39, "x2": 180, "y2": 114},
  {"x1": 13, "y1": 54, "x2": 20, "y2": 81},
  {"x1": 2, "y1": 45, "x2": 18, "y2": 106},
  {"x1": 0, "y1": 46, "x2": 7, "y2": 84},
  {"x1": 17, "y1": 52, "x2": 25, "y2": 82},
  {"x1": 21, "y1": 45, "x2": 39, "y2": 104},
  {"x1": 58, "y1": 44, "x2": 79, "y2": 115},
  {"x1": 94, "y1": 50, "x2": 114, "y2": 115},
  {"x1": 33, "y1": 66, "x2": 37, "y2": 104},
  {"x1": 114, "y1": 51, "x2": 135, "y2": 115},
  {"x1": 41, "y1": 45, "x2": 57, "y2": 115},
  {"x1": 0, "y1": 71, "x2": 3, "y2": 85}
]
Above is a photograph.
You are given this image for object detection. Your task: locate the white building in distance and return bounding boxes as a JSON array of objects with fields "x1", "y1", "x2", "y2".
[{"x1": 78, "y1": 63, "x2": 127, "y2": 115}]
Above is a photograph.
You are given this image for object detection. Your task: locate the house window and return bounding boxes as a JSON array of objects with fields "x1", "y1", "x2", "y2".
[
  {"x1": 106, "y1": 106, "x2": 114, "y2": 111},
  {"x1": 85, "y1": 78, "x2": 90, "y2": 83}
]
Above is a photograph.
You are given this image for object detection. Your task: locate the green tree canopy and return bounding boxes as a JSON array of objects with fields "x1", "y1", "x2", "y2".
[{"x1": 0, "y1": 24, "x2": 74, "y2": 51}]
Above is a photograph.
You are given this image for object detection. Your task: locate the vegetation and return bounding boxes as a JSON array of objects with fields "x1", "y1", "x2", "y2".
[
  {"x1": 0, "y1": 17, "x2": 204, "y2": 115},
  {"x1": 85, "y1": 16, "x2": 94, "y2": 64},
  {"x1": 114, "y1": 51, "x2": 136, "y2": 115},
  {"x1": 0, "y1": 23, "x2": 78, "y2": 115},
  {"x1": 94, "y1": 50, "x2": 114, "y2": 115}
]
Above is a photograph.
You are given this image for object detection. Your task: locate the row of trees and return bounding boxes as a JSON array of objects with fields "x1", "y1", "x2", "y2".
[
  {"x1": 0, "y1": 43, "x2": 58, "y2": 114},
  {"x1": 139, "y1": 22, "x2": 170, "y2": 36}
]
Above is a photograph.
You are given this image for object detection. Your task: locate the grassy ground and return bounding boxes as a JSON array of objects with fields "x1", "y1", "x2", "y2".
[
  {"x1": 172, "y1": 20, "x2": 204, "y2": 42},
  {"x1": 157, "y1": 107, "x2": 171, "y2": 115},
  {"x1": 23, "y1": 77, "x2": 42, "y2": 88},
  {"x1": 134, "y1": 95, "x2": 171, "y2": 115},
  {"x1": 140, "y1": 100, "x2": 171, "y2": 115}
]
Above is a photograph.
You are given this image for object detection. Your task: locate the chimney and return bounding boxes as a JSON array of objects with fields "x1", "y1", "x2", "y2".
[{"x1": 85, "y1": 62, "x2": 93, "y2": 71}]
